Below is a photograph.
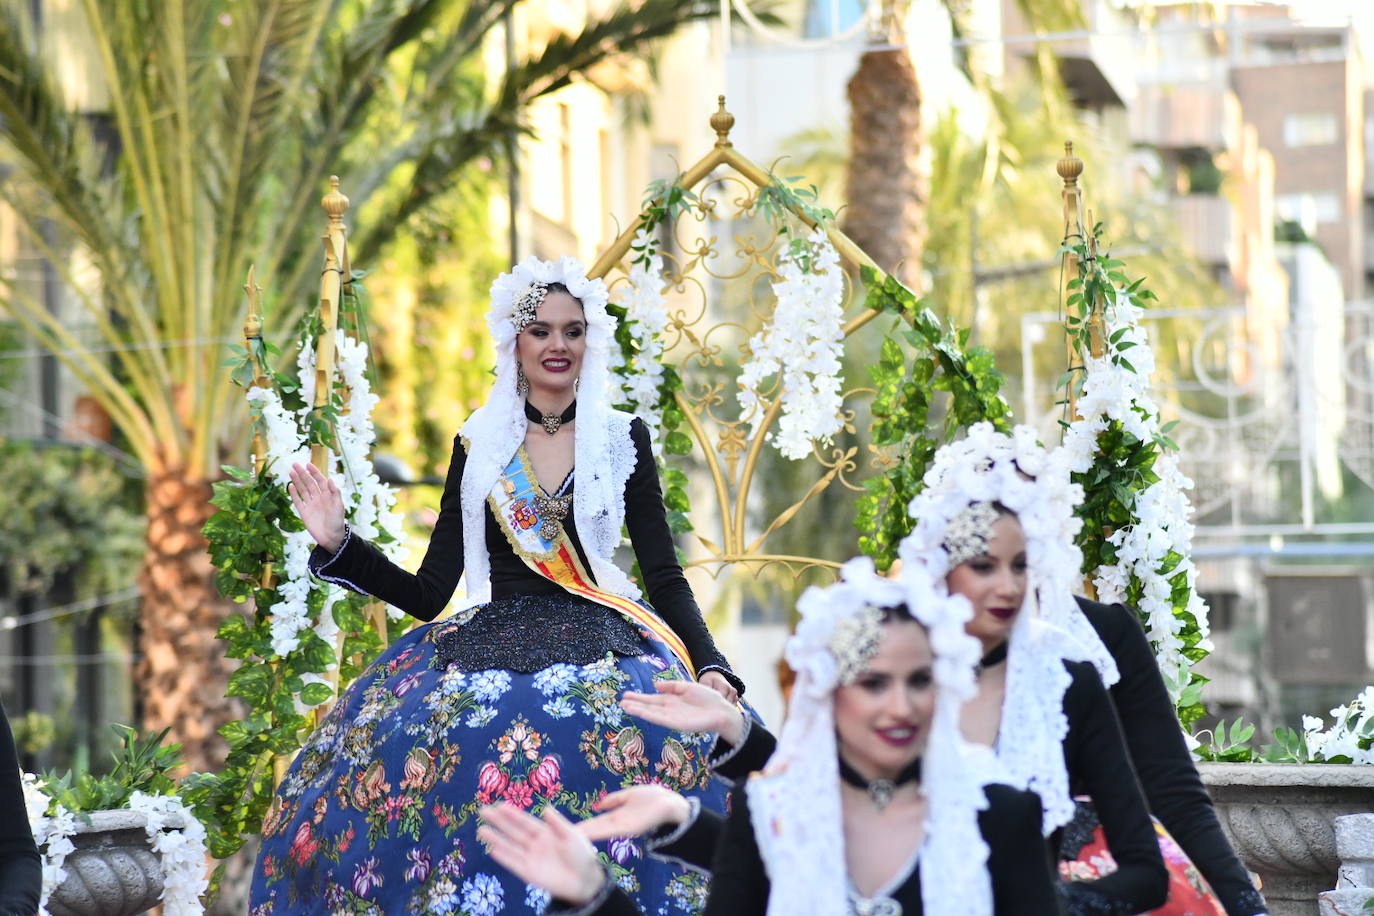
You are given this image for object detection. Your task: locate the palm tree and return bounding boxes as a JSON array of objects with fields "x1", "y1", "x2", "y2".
[
  {"x1": 843, "y1": 0, "x2": 924, "y2": 288},
  {"x1": 0, "y1": 0, "x2": 717, "y2": 772},
  {"x1": 842, "y1": 0, "x2": 1085, "y2": 293}
]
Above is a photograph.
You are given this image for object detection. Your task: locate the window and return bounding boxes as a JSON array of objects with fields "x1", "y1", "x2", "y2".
[
  {"x1": 1276, "y1": 191, "x2": 1341, "y2": 225},
  {"x1": 1283, "y1": 112, "x2": 1339, "y2": 148}
]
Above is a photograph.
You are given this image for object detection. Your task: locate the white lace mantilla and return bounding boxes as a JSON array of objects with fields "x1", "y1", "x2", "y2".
[
  {"x1": 458, "y1": 256, "x2": 640, "y2": 612},
  {"x1": 898, "y1": 423, "x2": 1118, "y2": 834}
]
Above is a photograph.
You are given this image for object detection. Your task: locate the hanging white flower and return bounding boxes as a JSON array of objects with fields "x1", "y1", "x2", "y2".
[
  {"x1": 613, "y1": 229, "x2": 671, "y2": 450},
  {"x1": 738, "y1": 228, "x2": 847, "y2": 460},
  {"x1": 244, "y1": 323, "x2": 408, "y2": 659},
  {"x1": 1059, "y1": 286, "x2": 1212, "y2": 700}
]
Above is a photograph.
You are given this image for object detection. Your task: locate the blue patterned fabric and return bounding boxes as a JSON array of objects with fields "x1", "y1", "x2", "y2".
[{"x1": 249, "y1": 612, "x2": 728, "y2": 915}]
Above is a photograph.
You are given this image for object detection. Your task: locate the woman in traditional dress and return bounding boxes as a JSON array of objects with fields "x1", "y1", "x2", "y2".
[
  {"x1": 897, "y1": 423, "x2": 1172, "y2": 914},
  {"x1": 480, "y1": 558, "x2": 1065, "y2": 916},
  {"x1": 248, "y1": 256, "x2": 743, "y2": 915}
]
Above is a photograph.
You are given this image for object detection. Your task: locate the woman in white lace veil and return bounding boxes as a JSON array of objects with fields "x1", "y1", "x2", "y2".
[
  {"x1": 746, "y1": 557, "x2": 996, "y2": 916},
  {"x1": 478, "y1": 556, "x2": 1064, "y2": 916},
  {"x1": 898, "y1": 422, "x2": 1168, "y2": 914},
  {"x1": 249, "y1": 256, "x2": 745, "y2": 914}
]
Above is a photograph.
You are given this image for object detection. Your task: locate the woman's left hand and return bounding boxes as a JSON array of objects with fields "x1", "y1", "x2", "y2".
[
  {"x1": 478, "y1": 803, "x2": 605, "y2": 905},
  {"x1": 697, "y1": 669, "x2": 738, "y2": 704}
]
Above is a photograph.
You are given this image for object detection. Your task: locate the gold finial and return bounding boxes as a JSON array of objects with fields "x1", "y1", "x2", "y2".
[
  {"x1": 710, "y1": 96, "x2": 734, "y2": 148},
  {"x1": 1057, "y1": 141, "x2": 1083, "y2": 188},
  {"x1": 243, "y1": 265, "x2": 262, "y2": 337},
  {"x1": 322, "y1": 175, "x2": 350, "y2": 221}
]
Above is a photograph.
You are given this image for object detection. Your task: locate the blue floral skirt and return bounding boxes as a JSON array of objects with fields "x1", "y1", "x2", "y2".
[{"x1": 248, "y1": 612, "x2": 728, "y2": 915}]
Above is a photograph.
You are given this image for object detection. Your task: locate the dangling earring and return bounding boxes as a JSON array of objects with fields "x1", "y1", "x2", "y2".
[{"x1": 516, "y1": 364, "x2": 529, "y2": 397}]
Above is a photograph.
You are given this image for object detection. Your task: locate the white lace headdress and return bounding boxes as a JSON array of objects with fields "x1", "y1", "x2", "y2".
[
  {"x1": 897, "y1": 421, "x2": 1117, "y2": 832},
  {"x1": 746, "y1": 556, "x2": 998, "y2": 916},
  {"x1": 457, "y1": 256, "x2": 640, "y2": 611}
]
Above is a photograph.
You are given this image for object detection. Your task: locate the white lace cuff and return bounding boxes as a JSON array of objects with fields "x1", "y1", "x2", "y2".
[{"x1": 311, "y1": 524, "x2": 365, "y2": 594}]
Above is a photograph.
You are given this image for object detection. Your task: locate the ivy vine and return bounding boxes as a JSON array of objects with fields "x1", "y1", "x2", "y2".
[
  {"x1": 185, "y1": 275, "x2": 403, "y2": 860},
  {"x1": 1060, "y1": 226, "x2": 1211, "y2": 725},
  {"x1": 855, "y1": 267, "x2": 1013, "y2": 569}
]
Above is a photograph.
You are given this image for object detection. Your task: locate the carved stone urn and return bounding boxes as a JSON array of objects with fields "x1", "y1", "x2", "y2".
[
  {"x1": 46, "y1": 809, "x2": 172, "y2": 916},
  {"x1": 1199, "y1": 763, "x2": 1374, "y2": 916}
]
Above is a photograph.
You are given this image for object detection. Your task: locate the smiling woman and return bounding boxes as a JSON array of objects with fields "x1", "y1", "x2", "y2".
[{"x1": 247, "y1": 256, "x2": 745, "y2": 914}]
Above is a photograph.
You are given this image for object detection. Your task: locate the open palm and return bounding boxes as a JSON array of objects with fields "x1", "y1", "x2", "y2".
[{"x1": 288, "y1": 462, "x2": 347, "y2": 553}]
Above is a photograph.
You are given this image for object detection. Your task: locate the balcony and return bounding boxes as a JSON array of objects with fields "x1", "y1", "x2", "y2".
[
  {"x1": 1171, "y1": 194, "x2": 1234, "y2": 267},
  {"x1": 1131, "y1": 85, "x2": 1241, "y2": 151},
  {"x1": 1003, "y1": 0, "x2": 1135, "y2": 108}
]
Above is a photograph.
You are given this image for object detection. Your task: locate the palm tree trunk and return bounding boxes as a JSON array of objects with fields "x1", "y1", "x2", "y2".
[
  {"x1": 843, "y1": 42, "x2": 926, "y2": 290},
  {"x1": 136, "y1": 463, "x2": 240, "y2": 774}
]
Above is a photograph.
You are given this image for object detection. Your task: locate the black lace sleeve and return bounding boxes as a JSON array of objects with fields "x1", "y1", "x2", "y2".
[
  {"x1": 308, "y1": 434, "x2": 467, "y2": 622},
  {"x1": 982, "y1": 784, "x2": 1067, "y2": 915},
  {"x1": 1076, "y1": 597, "x2": 1268, "y2": 915},
  {"x1": 1061, "y1": 660, "x2": 1169, "y2": 913},
  {"x1": 0, "y1": 698, "x2": 40, "y2": 916},
  {"x1": 622, "y1": 418, "x2": 744, "y2": 694}
]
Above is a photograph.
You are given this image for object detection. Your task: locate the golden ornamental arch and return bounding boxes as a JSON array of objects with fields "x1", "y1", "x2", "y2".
[{"x1": 584, "y1": 96, "x2": 909, "y2": 581}]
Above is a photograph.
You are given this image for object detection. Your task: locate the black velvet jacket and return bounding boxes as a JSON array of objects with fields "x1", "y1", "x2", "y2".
[
  {"x1": 550, "y1": 781, "x2": 1065, "y2": 916},
  {"x1": 1057, "y1": 658, "x2": 1169, "y2": 914},
  {"x1": 1076, "y1": 597, "x2": 1268, "y2": 915},
  {"x1": 310, "y1": 418, "x2": 741, "y2": 691},
  {"x1": 0, "y1": 697, "x2": 40, "y2": 916}
]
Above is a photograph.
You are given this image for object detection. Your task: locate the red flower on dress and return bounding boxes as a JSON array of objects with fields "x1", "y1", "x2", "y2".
[
  {"x1": 289, "y1": 821, "x2": 319, "y2": 867},
  {"x1": 528, "y1": 755, "x2": 562, "y2": 796},
  {"x1": 502, "y1": 778, "x2": 536, "y2": 810},
  {"x1": 476, "y1": 761, "x2": 510, "y2": 805}
]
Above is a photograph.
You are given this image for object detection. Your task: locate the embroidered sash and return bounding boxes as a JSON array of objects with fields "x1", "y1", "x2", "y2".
[{"x1": 487, "y1": 447, "x2": 696, "y2": 676}]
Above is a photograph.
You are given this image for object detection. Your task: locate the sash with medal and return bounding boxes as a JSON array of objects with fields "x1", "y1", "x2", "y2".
[{"x1": 487, "y1": 446, "x2": 696, "y2": 676}]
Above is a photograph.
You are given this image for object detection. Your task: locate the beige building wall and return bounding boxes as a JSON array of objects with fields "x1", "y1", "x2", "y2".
[{"x1": 1231, "y1": 38, "x2": 1365, "y2": 300}]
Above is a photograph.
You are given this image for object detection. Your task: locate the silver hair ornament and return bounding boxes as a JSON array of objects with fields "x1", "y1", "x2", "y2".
[
  {"x1": 513, "y1": 283, "x2": 550, "y2": 331},
  {"x1": 829, "y1": 604, "x2": 886, "y2": 685},
  {"x1": 941, "y1": 501, "x2": 1001, "y2": 569}
]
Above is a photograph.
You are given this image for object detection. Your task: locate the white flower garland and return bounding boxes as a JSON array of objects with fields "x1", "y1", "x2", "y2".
[
  {"x1": 23, "y1": 773, "x2": 73, "y2": 915},
  {"x1": 1303, "y1": 686, "x2": 1374, "y2": 764},
  {"x1": 613, "y1": 229, "x2": 671, "y2": 449},
  {"x1": 248, "y1": 328, "x2": 406, "y2": 667},
  {"x1": 22, "y1": 777, "x2": 207, "y2": 915},
  {"x1": 738, "y1": 228, "x2": 847, "y2": 460},
  {"x1": 128, "y1": 791, "x2": 209, "y2": 912},
  {"x1": 1058, "y1": 287, "x2": 1212, "y2": 699}
]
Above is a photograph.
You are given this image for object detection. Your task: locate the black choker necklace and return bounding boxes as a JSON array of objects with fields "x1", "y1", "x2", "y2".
[
  {"x1": 524, "y1": 399, "x2": 576, "y2": 435},
  {"x1": 837, "y1": 755, "x2": 922, "y2": 812},
  {"x1": 975, "y1": 640, "x2": 1009, "y2": 677}
]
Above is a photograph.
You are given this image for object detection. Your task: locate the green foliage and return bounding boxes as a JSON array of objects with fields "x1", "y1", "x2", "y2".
[
  {"x1": 35, "y1": 725, "x2": 183, "y2": 814},
  {"x1": 855, "y1": 266, "x2": 1013, "y2": 568},
  {"x1": 1194, "y1": 714, "x2": 1374, "y2": 765},
  {"x1": 193, "y1": 293, "x2": 399, "y2": 858},
  {"x1": 0, "y1": 441, "x2": 145, "y2": 597}
]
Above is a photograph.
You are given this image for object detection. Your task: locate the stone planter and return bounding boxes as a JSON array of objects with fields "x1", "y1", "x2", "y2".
[
  {"x1": 1199, "y1": 763, "x2": 1374, "y2": 916},
  {"x1": 46, "y1": 808, "x2": 180, "y2": 916}
]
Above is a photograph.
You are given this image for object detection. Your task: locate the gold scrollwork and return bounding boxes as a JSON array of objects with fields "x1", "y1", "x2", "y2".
[{"x1": 589, "y1": 98, "x2": 896, "y2": 582}]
